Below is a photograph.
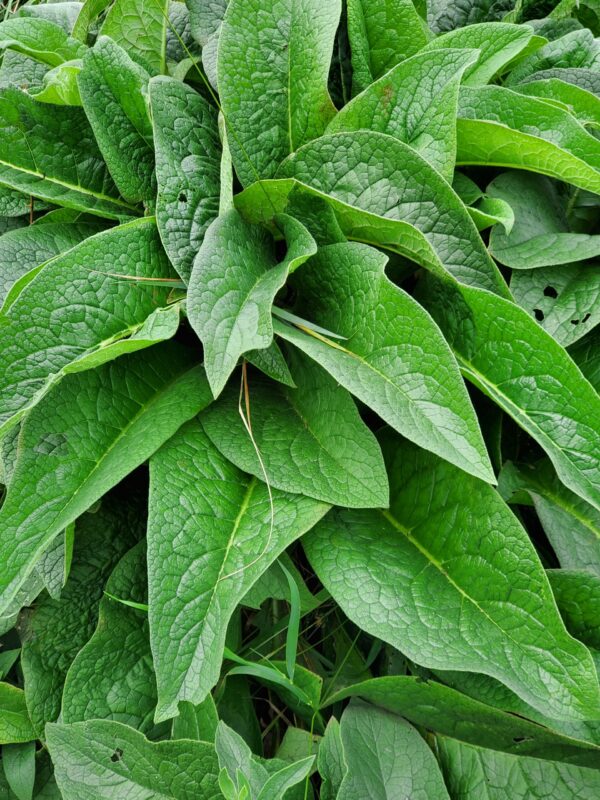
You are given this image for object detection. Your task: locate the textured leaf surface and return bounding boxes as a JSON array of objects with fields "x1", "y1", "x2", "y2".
[
  {"x1": 337, "y1": 700, "x2": 450, "y2": 799},
  {"x1": 202, "y1": 347, "x2": 388, "y2": 507},
  {"x1": 0, "y1": 685, "x2": 34, "y2": 744},
  {"x1": 0, "y1": 18, "x2": 83, "y2": 66},
  {"x1": 187, "y1": 211, "x2": 315, "y2": 397},
  {"x1": 147, "y1": 420, "x2": 328, "y2": 721},
  {"x1": 274, "y1": 243, "x2": 494, "y2": 483},
  {"x1": 78, "y1": 37, "x2": 155, "y2": 204},
  {"x1": 0, "y1": 343, "x2": 211, "y2": 616},
  {"x1": 0, "y1": 87, "x2": 132, "y2": 217},
  {"x1": 318, "y1": 719, "x2": 346, "y2": 800},
  {"x1": 327, "y1": 49, "x2": 477, "y2": 180},
  {"x1": 150, "y1": 76, "x2": 220, "y2": 282},
  {"x1": 305, "y1": 435, "x2": 600, "y2": 721},
  {"x1": 46, "y1": 720, "x2": 221, "y2": 799},
  {"x1": 548, "y1": 569, "x2": 600, "y2": 648},
  {"x1": 100, "y1": 0, "x2": 167, "y2": 74},
  {"x1": 217, "y1": 0, "x2": 340, "y2": 185},
  {"x1": 20, "y1": 501, "x2": 142, "y2": 738}
]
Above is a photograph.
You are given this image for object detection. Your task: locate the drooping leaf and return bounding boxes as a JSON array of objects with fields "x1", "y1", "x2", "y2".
[
  {"x1": 187, "y1": 210, "x2": 316, "y2": 397},
  {"x1": 0, "y1": 18, "x2": 84, "y2": 67},
  {"x1": 149, "y1": 76, "x2": 221, "y2": 282},
  {"x1": 100, "y1": 0, "x2": 168, "y2": 75},
  {"x1": 327, "y1": 48, "x2": 477, "y2": 180},
  {"x1": 147, "y1": 419, "x2": 328, "y2": 721},
  {"x1": 305, "y1": 434, "x2": 600, "y2": 721},
  {"x1": 0, "y1": 342, "x2": 211, "y2": 617},
  {"x1": 217, "y1": 0, "x2": 340, "y2": 185},
  {"x1": 201, "y1": 347, "x2": 389, "y2": 507},
  {"x1": 273, "y1": 242, "x2": 494, "y2": 483},
  {"x1": 32, "y1": 60, "x2": 82, "y2": 106},
  {"x1": 77, "y1": 37, "x2": 155, "y2": 204},
  {"x1": 46, "y1": 720, "x2": 221, "y2": 799}
]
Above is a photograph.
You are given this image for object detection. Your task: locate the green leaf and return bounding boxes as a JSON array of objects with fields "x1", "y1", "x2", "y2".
[
  {"x1": 2, "y1": 741, "x2": 35, "y2": 800},
  {"x1": 171, "y1": 697, "x2": 219, "y2": 742},
  {"x1": 327, "y1": 48, "x2": 477, "y2": 181},
  {"x1": 548, "y1": 569, "x2": 600, "y2": 649},
  {"x1": 77, "y1": 38, "x2": 155, "y2": 204},
  {"x1": 217, "y1": 0, "x2": 340, "y2": 185},
  {"x1": 0, "y1": 342, "x2": 211, "y2": 617},
  {"x1": 62, "y1": 543, "x2": 158, "y2": 733},
  {"x1": 187, "y1": 210, "x2": 316, "y2": 397},
  {"x1": 325, "y1": 677, "x2": 600, "y2": 767},
  {"x1": 147, "y1": 419, "x2": 328, "y2": 721},
  {"x1": 276, "y1": 131, "x2": 508, "y2": 295},
  {"x1": 488, "y1": 172, "x2": 600, "y2": 269},
  {"x1": 346, "y1": 0, "x2": 430, "y2": 94},
  {"x1": 438, "y1": 737, "x2": 600, "y2": 799},
  {"x1": 245, "y1": 341, "x2": 295, "y2": 388},
  {"x1": 336, "y1": 700, "x2": 450, "y2": 799},
  {"x1": 32, "y1": 60, "x2": 82, "y2": 106},
  {"x1": 201, "y1": 347, "x2": 389, "y2": 507},
  {"x1": 0, "y1": 218, "x2": 175, "y2": 432},
  {"x1": 468, "y1": 196, "x2": 515, "y2": 234},
  {"x1": 305, "y1": 434, "x2": 600, "y2": 721},
  {"x1": 46, "y1": 720, "x2": 221, "y2": 799},
  {"x1": 216, "y1": 721, "x2": 269, "y2": 797},
  {"x1": 20, "y1": 499, "x2": 142, "y2": 738},
  {"x1": 423, "y1": 277, "x2": 600, "y2": 512},
  {"x1": 241, "y1": 554, "x2": 321, "y2": 612},
  {"x1": 0, "y1": 221, "x2": 100, "y2": 308},
  {"x1": 0, "y1": 87, "x2": 134, "y2": 218},
  {"x1": 0, "y1": 685, "x2": 35, "y2": 744},
  {"x1": 516, "y1": 77, "x2": 600, "y2": 128},
  {"x1": 100, "y1": 0, "x2": 168, "y2": 75},
  {"x1": 318, "y1": 719, "x2": 346, "y2": 800},
  {"x1": 186, "y1": 0, "x2": 227, "y2": 45},
  {"x1": 273, "y1": 243, "x2": 494, "y2": 483},
  {"x1": 256, "y1": 757, "x2": 314, "y2": 800},
  {"x1": 456, "y1": 85, "x2": 600, "y2": 194},
  {"x1": 149, "y1": 76, "x2": 221, "y2": 283},
  {"x1": 422, "y1": 22, "x2": 534, "y2": 86},
  {"x1": 0, "y1": 18, "x2": 84, "y2": 66},
  {"x1": 506, "y1": 28, "x2": 600, "y2": 87},
  {"x1": 511, "y1": 262, "x2": 600, "y2": 347}
]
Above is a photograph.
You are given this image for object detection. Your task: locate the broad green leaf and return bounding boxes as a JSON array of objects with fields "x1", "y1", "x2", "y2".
[
  {"x1": 489, "y1": 172, "x2": 600, "y2": 269},
  {"x1": 33, "y1": 525, "x2": 73, "y2": 601},
  {"x1": 171, "y1": 697, "x2": 219, "y2": 742},
  {"x1": 500, "y1": 460, "x2": 600, "y2": 576},
  {"x1": 201, "y1": 347, "x2": 389, "y2": 507},
  {"x1": 516, "y1": 77, "x2": 600, "y2": 127},
  {"x1": 273, "y1": 243, "x2": 494, "y2": 483},
  {"x1": 46, "y1": 720, "x2": 221, "y2": 799},
  {"x1": 216, "y1": 722, "x2": 269, "y2": 796},
  {"x1": 275, "y1": 131, "x2": 508, "y2": 295},
  {"x1": 318, "y1": 719, "x2": 346, "y2": 800},
  {"x1": 305, "y1": 434, "x2": 600, "y2": 721},
  {"x1": 423, "y1": 277, "x2": 600, "y2": 512},
  {"x1": 186, "y1": 0, "x2": 227, "y2": 45},
  {"x1": 325, "y1": 677, "x2": 600, "y2": 767},
  {"x1": 428, "y1": 0, "x2": 512, "y2": 32},
  {"x1": 336, "y1": 700, "x2": 450, "y2": 799},
  {"x1": 548, "y1": 569, "x2": 600, "y2": 649},
  {"x1": 438, "y1": 737, "x2": 600, "y2": 799},
  {"x1": 148, "y1": 420, "x2": 328, "y2": 721},
  {"x1": 0, "y1": 18, "x2": 84, "y2": 66},
  {"x1": 518, "y1": 66, "x2": 600, "y2": 95},
  {"x1": 2, "y1": 741, "x2": 35, "y2": 800},
  {"x1": 468, "y1": 196, "x2": 515, "y2": 234},
  {"x1": 0, "y1": 342, "x2": 211, "y2": 617},
  {"x1": 422, "y1": 22, "x2": 534, "y2": 85},
  {"x1": 20, "y1": 500, "x2": 142, "y2": 738},
  {"x1": 78, "y1": 38, "x2": 155, "y2": 204},
  {"x1": 511, "y1": 262, "x2": 600, "y2": 346},
  {"x1": 0, "y1": 87, "x2": 134, "y2": 218},
  {"x1": 245, "y1": 341, "x2": 295, "y2": 388},
  {"x1": 327, "y1": 49, "x2": 477, "y2": 181},
  {"x1": 0, "y1": 685, "x2": 34, "y2": 744},
  {"x1": 72, "y1": 0, "x2": 112, "y2": 42},
  {"x1": 0, "y1": 221, "x2": 100, "y2": 308},
  {"x1": 0, "y1": 186, "x2": 38, "y2": 217},
  {"x1": 456, "y1": 85, "x2": 600, "y2": 194},
  {"x1": 150, "y1": 76, "x2": 220, "y2": 282},
  {"x1": 0, "y1": 218, "x2": 174, "y2": 432},
  {"x1": 256, "y1": 757, "x2": 314, "y2": 799},
  {"x1": 62, "y1": 543, "x2": 158, "y2": 733},
  {"x1": 18, "y1": 3, "x2": 83, "y2": 34},
  {"x1": 32, "y1": 60, "x2": 82, "y2": 106},
  {"x1": 506, "y1": 28, "x2": 600, "y2": 87},
  {"x1": 571, "y1": 326, "x2": 600, "y2": 390},
  {"x1": 346, "y1": 0, "x2": 429, "y2": 94},
  {"x1": 217, "y1": 0, "x2": 340, "y2": 185},
  {"x1": 187, "y1": 210, "x2": 316, "y2": 397},
  {"x1": 100, "y1": 0, "x2": 168, "y2": 75}
]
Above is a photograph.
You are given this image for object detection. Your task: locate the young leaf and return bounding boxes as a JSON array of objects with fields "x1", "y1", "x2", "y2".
[
  {"x1": 77, "y1": 37, "x2": 155, "y2": 204},
  {"x1": 0, "y1": 343, "x2": 212, "y2": 617},
  {"x1": 217, "y1": 0, "x2": 340, "y2": 185},
  {"x1": 201, "y1": 347, "x2": 389, "y2": 508},
  {"x1": 273, "y1": 242, "x2": 494, "y2": 484},
  {"x1": 0, "y1": 18, "x2": 84, "y2": 66},
  {"x1": 150, "y1": 76, "x2": 221, "y2": 282},
  {"x1": 327, "y1": 48, "x2": 477, "y2": 181},
  {"x1": 305, "y1": 434, "x2": 600, "y2": 721},
  {"x1": 99, "y1": 0, "x2": 168, "y2": 75},
  {"x1": 147, "y1": 420, "x2": 328, "y2": 721},
  {"x1": 46, "y1": 720, "x2": 221, "y2": 799},
  {"x1": 187, "y1": 210, "x2": 316, "y2": 398}
]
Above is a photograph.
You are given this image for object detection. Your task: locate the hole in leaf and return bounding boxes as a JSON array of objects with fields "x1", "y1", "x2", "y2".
[
  {"x1": 543, "y1": 285, "x2": 558, "y2": 298},
  {"x1": 110, "y1": 748, "x2": 123, "y2": 763},
  {"x1": 178, "y1": 193, "x2": 187, "y2": 203},
  {"x1": 533, "y1": 308, "x2": 545, "y2": 321},
  {"x1": 571, "y1": 318, "x2": 580, "y2": 325},
  {"x1": 583, "y1": 312, "x2": 591, "y2": 322},
  {"x1": 512, "y1": 737, "x2": 531, "y2": 743}
]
